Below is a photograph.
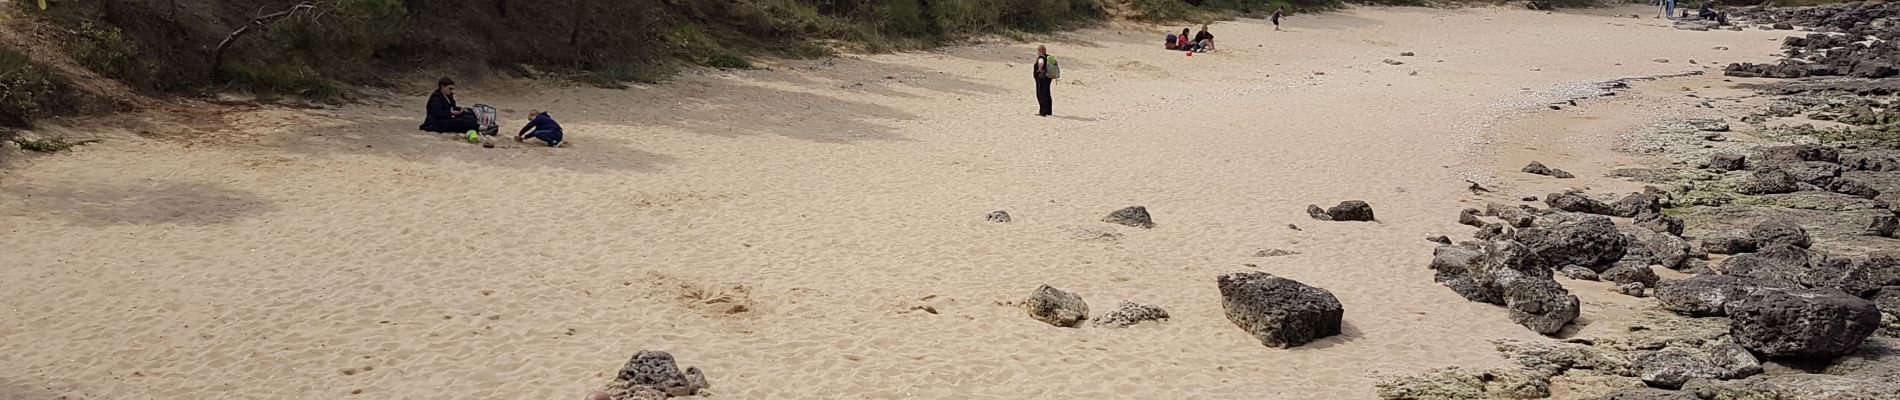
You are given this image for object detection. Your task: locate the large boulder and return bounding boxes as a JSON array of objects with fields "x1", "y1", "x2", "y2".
[
  {"x1": 1327, "y1": 201, "x2": 1376, "y2": 222},
  {"x1": 1779, "y1": 161, "x2": 1844, "y2": 187},
  {"x1": 1506, "y1": 278, "x2": 1582, "y2": 334},
  {"x1": 1602, "y1": 263, "x2": 1661, "y2": 288},
  {"x1": 1217, "y1": 272, "x2": 1344, "y2": 348},
  {"x1": 1089, "y1": 300, "x2": 1170, "y2": 328},
  {"x1": 1725, "y1": 288, "x2": 1881, "y2": 360},
  {"x1": 1102, "y1": 206, "x2": 1154, "y2": 229},
  {"x1": 1748, "y1": 219, "x2": 1811, "y2": 249},
  {"x1": 1547, "y1": 191, "x2": 1613, "y2": 215},
  {"x1": 1609, "y1": 192, "x2": 1663, "y2": 218},
  {"x1": 610, "y1": 351, "x2": 710, "y2": 398},
  {"x1": 1738, "y1": 169, "x2": 1800, "y2": 195},
  {"x1": 1707, "y1": 153, "x2": 1747, "y2": 172},
  {"x1": 1516, "y1": 213, "x2": 1627, "y2": 271},
  {"x1": 1754, "y1": 145, "x2": 1840, "y2": 167},
  {"x1": 1023, "y1": 285, "x2": 1089, "y2": 327},
  {"x1": 1655, "y1": 275, "x2": 1797, "y2": 317},
  {"x1": 1623, "y1": 226, "x2": 1692, "y2": 270},
  {"x1": 1721, "y1": 244, "x2": 1817, "y2": 285},
  {"x1": 1700, "y1": 230, "x2": 1758, "y2": 255}
]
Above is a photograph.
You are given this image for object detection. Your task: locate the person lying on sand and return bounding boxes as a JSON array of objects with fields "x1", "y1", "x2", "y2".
[
  {"x1": 419, "y1": 77, "x2": 480, "y2": 134},
  {"x1": 515, "y1": 110, "x2": 565, "y2": 148}
]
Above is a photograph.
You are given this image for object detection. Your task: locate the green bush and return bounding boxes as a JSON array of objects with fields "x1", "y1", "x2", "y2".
[
  {"x1": 71, "y1": 21, "x2": 152, "y2": 88},
  {"x1": 222, "y1": 0, "x2": 406, "y2": 96},
  {"x1": 0, "y1": 48, "x2": 71, "y2": 127}
]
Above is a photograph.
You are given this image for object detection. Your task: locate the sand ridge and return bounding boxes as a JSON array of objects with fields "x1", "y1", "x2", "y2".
[{"x1": 0, "y1": 6, "x2": 1788, "y2": 399}]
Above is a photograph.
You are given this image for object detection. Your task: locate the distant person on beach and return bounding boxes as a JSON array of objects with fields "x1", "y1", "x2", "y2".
[
  {"x1": 1699, "y1": 0, "x2": 1728, "y2": 25},
  {"x1": 1178, "y1": 28, "x2": 1193, "y2": 50},
  {"x1": 1033, "y1": 45, "x2": 1056, "y2": 117},
  {"x1": 1272, "y1": 8, "x2": 1285, "y2": 31},
  {"x1": 419, "y1": 77, "x2": 480, "y2": 134},
  {"x1": 1193, "y1": 25, "x2": 1216, "y2": 52},
  {"x1": 515, "y1": 110, "x2": 565, "y2": 147}
]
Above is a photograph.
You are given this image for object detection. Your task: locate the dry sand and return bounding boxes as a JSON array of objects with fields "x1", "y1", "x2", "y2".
[{"x1": 0, "y1": 6, "x2": 1791, "y2": 399}]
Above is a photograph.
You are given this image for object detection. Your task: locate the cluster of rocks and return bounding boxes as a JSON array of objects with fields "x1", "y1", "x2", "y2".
[
  {"x1": 1022, "y1": 285, "x2": 1172, "y2": 329},
  {"x1": 1307, "y1": 200, "x2": 1376, "y2": 222},
  {"x1": 1024, "y1": 272, "x2": 1347, "y2": 349},
  {"x1": 592, "y1": 351, "x2": 711, "y2": 400},
  {"x1": 1523, "y1": 161, "x2": 1576, "y2": 179},
  {"x1": 1723, "y1": 3, "x2": 1900, "y2": 79}
]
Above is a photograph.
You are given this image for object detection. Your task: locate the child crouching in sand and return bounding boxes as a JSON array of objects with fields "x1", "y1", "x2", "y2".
[{"x1": 515, "y1": 110, "x2": 565, "y2": 148}]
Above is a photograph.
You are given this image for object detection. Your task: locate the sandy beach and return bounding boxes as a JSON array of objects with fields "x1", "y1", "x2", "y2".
[{"x1": 0, "y1": 6, "x2": 1796, "y2": 399}]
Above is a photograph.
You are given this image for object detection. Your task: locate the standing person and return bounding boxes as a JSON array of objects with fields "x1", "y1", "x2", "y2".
[
  {"x1": 419, "y1": 77, "x2": 480, "y2": 134},
  {"x1": 514, "y1": 110, "x2": 565, "y2": 148},
  {"x1": 1033, "y1": 45, "x2": 1055, "y2": 117},
  {"x1": 1272, "y1": 7, "x2": 1285, "y2": 31}
]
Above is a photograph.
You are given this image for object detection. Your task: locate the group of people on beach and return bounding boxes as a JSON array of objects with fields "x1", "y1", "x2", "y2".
[
  {"x1": 1660, "y1": 0, "x2": 1729, "y2": 25},
  {"x1": 1164, "y1": 8, "x2": 1284, "y2": 53},
  {"x1": 418, "y1": 77, "x2": 565, "y2": 148}
]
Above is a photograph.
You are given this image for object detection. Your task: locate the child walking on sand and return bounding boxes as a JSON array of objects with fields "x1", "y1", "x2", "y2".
[
  {"x1": 1272, "y1": 7, "x2": 1286, "y2": 31},
  {"x1": 515, "y1": 110, "x2": 565, "y2": 148}
]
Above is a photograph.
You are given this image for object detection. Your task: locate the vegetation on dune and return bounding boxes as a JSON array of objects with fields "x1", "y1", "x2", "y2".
[{"x1": 0, "y1": 47, "x2": 74, "y2": 128}]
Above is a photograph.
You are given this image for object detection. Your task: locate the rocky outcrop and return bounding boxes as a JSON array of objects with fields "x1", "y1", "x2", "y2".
[
  {"x1": 1430, "y1": 240, "x2": 1579, "y2": 334},
  {"x1": 1217, "y1": 272, "x2": 1345, "y2": 348},
  {"x1": 1623, "y1": 226, "x2": 1692, "y2": 270},
  {"x1": 1547, "y1": 191, "x2": 1613, "y2": 215},
  {"x1": 1102, "y1": 206, "x2": 1153, "y2": 229},
  {"x1": 1089, "y1": 300, "x2": 1169, "y2": 328},
  {"x1": 1602, "y1": 264, "x2": 1660, "y2": 288},
  {"x1": 1326, "y1": 200, "x2": 1377, "y2": 222},
  {"x1": 1023, "y1": 285, "x2": 1089, "y2": 327},
  {"x1": 1375, "y1": 367, "x2": 1552, "y2": 400},
  {"x1": 1608, "y1": 192, "x2": 1663, "y2": 218},
  {"x1": 1634, "y1": 212, "x2": 1684, "y2": 237},
  {"x1": 607, "y1": 351, "x2": 710, "y2": 398},
  {"x1": 1726, "y1": 288, "x2": 1881, "y2": 360},
  {"x1": 1516, "y1": 213, "x2": 1627, "y2": 271},
  {"x1": 1707, "y1": 153, "x2": 1747, "y2": 172},
  {"x1": 1525, "y1": 161, "x2": 1576, "y2": 179},
  {"x1": 1748, "y1": 219, "x2": 1812, "y2": 249},
  {"x1": 1737, "y1": 169, "x2": 1799, "y2": 195},
  {"x1": 1655, "y1": 275, "x2": 1798, "y2": 317},
  {"x1": 1562, "y1": 265, "x2": 1600, "y2": 281}
]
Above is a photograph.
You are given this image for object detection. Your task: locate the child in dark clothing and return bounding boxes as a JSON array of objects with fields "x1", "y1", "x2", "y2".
[
  {"x1": 515, "y1": 110, "x2": 564, "y2": 148},
  {"x1": 1272, "y1": 8, "x2": 1285, "y2": 31}
]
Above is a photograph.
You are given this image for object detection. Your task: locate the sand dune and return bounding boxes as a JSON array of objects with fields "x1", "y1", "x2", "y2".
[{"x1": 0, "y1": 6, "x2": 1787, "y2": 399}]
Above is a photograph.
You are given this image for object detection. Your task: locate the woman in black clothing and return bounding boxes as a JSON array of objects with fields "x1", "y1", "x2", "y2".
[{"x1": 419, "y1": 77, "x2": 480, "y2": 134}]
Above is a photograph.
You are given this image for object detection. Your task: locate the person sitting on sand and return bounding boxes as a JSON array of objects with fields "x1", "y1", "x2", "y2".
[
  {"x1": 1699, "y1": 0, "x2": 1728, "y2": 25},
  {"x1": 515, "y1": 110, "x2": 565, "y2": 148},
  {"x1": 1178, "y1": 28, "x2": 1193, "y2": 51},
  {"x1": 1193, "y1": 25, "x2": 1215, "y2": 52},
  {"x1": 419, "y1": 77, "x2": 481, "y2": 134}
]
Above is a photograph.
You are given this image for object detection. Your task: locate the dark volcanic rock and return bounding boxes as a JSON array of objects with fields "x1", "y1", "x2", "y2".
[
  {"x1": 1700, "y1": 230, "x2": 1759, "y2": 255},
  {"x1": 1458, "y1": 208, "x2": 1485, "y2": 227},
  {"x1": 1430, "y1": 240, "x2": 1578, "y2": 334},
  {"x1": 1547, "y1": 191, "x2": 1613, "y2": 215},
  {"x1": 1603, "y1": 264, "x2": 1661, "y2": 288},
  {"x1": 1217, "y1": 272, "x2": 1344, "y2": 348},
  {"x1": 1609, "y1": 192, "x2": 1663, "y2": 218},
  {"x1": 1023, "y1": 285, "x2": 1089, "y2": 327},
  {"x1": 1749, "y1": 219, "x2": 1812, "y2": 249},
  {"x1": 1624, "y1": 226, "x2": 1692, "y2": 270},
  {"x1": 1306, "y1": 204, "x2": 1332, "y2": 221},
  {"x1": 1326, "y1": 201, "x2": 1376, "y2": 222},
  {"x1": 1561, "y1": 265, "x2": 1600, "y2": 281},
  {"x1": 1780, "y1": 161, "x2": 1844, "y2": 187},
  {"x1": 1475, "y1": 223, "x2": 1510, "y2": 241},
  {"x1": 1708, "y1": 153, "x2": 1747, "y2": 172},
  {"x1": 1655, "y1": 275, "x2": 1797, "y2": 317},
  {"x1": 1103, "y1": 206, "x2": 1154, "y2": 229},
  {"x1": 1842, "y1": 150, "x2": 1900, "y2": 172},
  {"x1": 1635, "y1": 212, "x2": 1685, "y2": 237},
  {"x1": 986, "y1": 210, "x2": 1011, "y2": 223},
  {"x1": 1506, "y1": 278, "x2": 1582, "y2": 334},
  {"x1": 1737, "y1": 169, "x2": 1800, "y2": 195},
  {"x1": 1487, "y1": 203, "x2": 1541, "y2": 228},
  {"x1": 1726, "y1": 288, "x2": 1881, "y2": 360},
  {"x1": 1722, "y1": 244, "x2": 1818, "y2": 285},
  {"x1": 1634, "y1": 347, "x2": 1725, "y2": 390},
  {"x1": 1755, "y1": 145, "x2": 1841, "y2": 166},
  {"x1": 1615, "y1": 282, "x2": 1647, "y2": 297},
  {"x1": 1524, "y1": 161, "x2": 1576, "y2": 178},
  {"x1": 613, "y1": 350, "x2": 711, "y2": 397},
  {"x1": 1834, "y1": 178, "x2": 1883, "y2": 199},
  {"x1": 1870, "y1": 215, "x2": 1899, "y2": 237},
  {"x1": 1516, "y1": 213, "x2": 1627, "y2": 271}
]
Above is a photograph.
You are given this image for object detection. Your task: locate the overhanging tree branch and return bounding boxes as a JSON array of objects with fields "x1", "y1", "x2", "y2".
[{"x1": 211, "y1": 2, "x2": 315, "y2": 78}]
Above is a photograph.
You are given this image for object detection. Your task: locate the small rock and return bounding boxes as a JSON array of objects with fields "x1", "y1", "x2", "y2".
[
  {"x1": 1560, "y1": 265, "x2": 1600, "y2": 281},
  {"x1": 610, "y1": 351, "x2": 710, "y2": 397},
  {"x1": 1306, "y1": 204, "x2": 1332, "y2": 221},
  {"x1": 1102, "y1": 206, "x2": 1154, "y2": 229},
  {"x1": 1089, "y1": 300, "x2": 1169, "y2": 328},
  {"x1": 1325, "y1": 201, "x2": 1376, "y2": 222},
  {"x1": 1868, "y1": 215, "x2": 1899, "y2": 237},
  {"x1": 1255, "y1": 249, "x2": 1299, "y2": 257},
  {"x1": 1427, "y1": 235, "x2": 1452, "y2": 245},
  {"x1": 1521, "y1": 196, "x2": 1539, "y2": 202},
  {"x1": 1399, "y1": 51, "x2": 1415, "y2": 56},
  {"x1": 1633, "y1": 347, "x2": 1722, "y2": 389},
  {"x1": 1383, "y1": 59, "x2": 1404, "y2": 65},
  {"x1": 1023, "y1": 285, "x2": 1089, "y2": 327},
  {"x1": 1458, "y1": 208, "x2": 1485, "y2": 227},
  {"x1": 985, "y1": 210, "x2": 1011, "y2": 223},
  {"x1": 1218, "y1": 271, "x2": 1345, "y2": 348},
  {"x1": 1615, "y1": 282, "x2": 1648, "y2": 297},
  {"x1": 1654, "y1": 58, "x2": 1670, "y2": 63}
]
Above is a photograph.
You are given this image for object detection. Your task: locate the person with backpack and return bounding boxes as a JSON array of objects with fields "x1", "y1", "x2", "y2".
[
  {"x1": 514, "y1": 110, "x2": 565, "y2": 148},
  {"x1": 1033, "y1": 45, "x2": 1059, "y2": 117},
  {"x1": 419, "y1": 77, "x2": 480, "y2": 135}
]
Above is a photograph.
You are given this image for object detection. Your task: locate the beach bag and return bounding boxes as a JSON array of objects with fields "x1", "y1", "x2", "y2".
[
  {"x1": 1044, "y1": 56, "x2": 1060, "y2": 79},
  {"x1": 1165, "y1": 34, "x2": 1178, "y2": 49},
  {"x1": 470, "y1": 104, "x2": 500, "y2": 136}
]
